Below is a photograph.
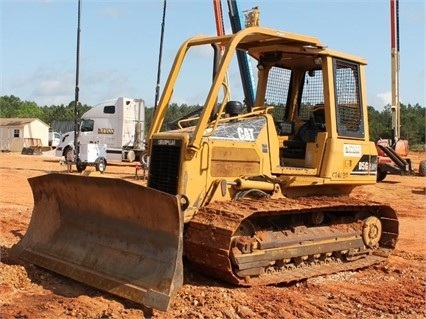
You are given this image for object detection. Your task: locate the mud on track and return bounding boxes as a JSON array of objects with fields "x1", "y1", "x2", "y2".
[{"x1": 0, "y1": 151, "x2": 425, "y2": 318}]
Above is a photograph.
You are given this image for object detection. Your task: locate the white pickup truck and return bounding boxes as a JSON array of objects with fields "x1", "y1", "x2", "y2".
[{"x1": 48, "y1": 131, "x2": 61, "y2": 149}]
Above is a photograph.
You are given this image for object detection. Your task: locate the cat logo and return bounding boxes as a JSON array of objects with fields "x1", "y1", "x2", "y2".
[{"x1": 237, "y1": 127, "x2": 255, "y2": 141}]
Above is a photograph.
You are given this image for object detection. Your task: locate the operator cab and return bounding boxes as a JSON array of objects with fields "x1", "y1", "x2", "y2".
[
  {"x1": 260, "y1": 53, "x2": 365, "y2": 173},
  {"x1": 260, "y1": 64, "x2": 329, "y2": 169}
]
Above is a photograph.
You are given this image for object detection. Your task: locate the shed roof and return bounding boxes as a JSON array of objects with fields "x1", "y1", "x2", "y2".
[{"x1": 0, "y1": 118, "x2": 49, "y2": 128}]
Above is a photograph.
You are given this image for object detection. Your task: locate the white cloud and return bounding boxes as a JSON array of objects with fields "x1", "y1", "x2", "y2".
[
  {"x1": 99, "y1": 6, "x2": 125, "y2": 18},
  {"x1": 376, "y1": 91, "x2": 391, "y2": 106},
  {"x1": 4, "y1": 66, "x2": 75, "y2": 106},
  {"x1": 32, "y1": 69, "x2": 74, "y2": 105},
  {"x1": 35, "y1": 94, "x2": 74, "y2": 107},
  {"x1": 4, "y1": 60, "x2": 144, "y2": 107},
  {"x1": 35, "y1": 77, "x2": 73, "y2": 96}
]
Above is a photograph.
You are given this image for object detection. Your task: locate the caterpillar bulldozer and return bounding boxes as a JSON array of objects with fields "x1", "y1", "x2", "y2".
[{"x1": 11, "y1": 27, "x2": 399, "y2": 312}]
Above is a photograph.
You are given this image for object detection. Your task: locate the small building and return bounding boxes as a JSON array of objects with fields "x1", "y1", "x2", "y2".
[{"x1": 0, "y1": 118, "x2": 50, "y2": 152}]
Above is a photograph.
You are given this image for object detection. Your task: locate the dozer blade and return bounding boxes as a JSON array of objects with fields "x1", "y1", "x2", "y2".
[{"x1": 10, "y1": 173, "x2": 183, "y2": 312}]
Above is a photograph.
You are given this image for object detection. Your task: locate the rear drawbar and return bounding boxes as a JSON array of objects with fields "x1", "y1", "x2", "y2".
[{"x1": 11, "y1": 173, "x2": 184, "y2": 312}]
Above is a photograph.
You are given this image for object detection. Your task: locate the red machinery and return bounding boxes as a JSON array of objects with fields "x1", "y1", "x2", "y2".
[{"x1": 376, "y1": 0, "x2": 413, "y2": 181}]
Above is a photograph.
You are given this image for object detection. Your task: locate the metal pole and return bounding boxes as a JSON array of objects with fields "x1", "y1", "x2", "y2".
[
  {"x1": 154, "y1": 0, "x2": 167, "y2": 110},
  {"x1": 390, "y1": 0, "x2": 400, "y2": 143},
  {"x1": 396, "y1": 0, "x2": 400, "y2": 141},
  {"x1": 73, "y1": 0, "x2": 82, "y2": 161},
  {"x1": 226, "y1": 0, "x2": 255, "y2": 111}
]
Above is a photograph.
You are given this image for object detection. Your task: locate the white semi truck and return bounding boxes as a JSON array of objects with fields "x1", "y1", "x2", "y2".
[{"x1": 56, "y1": 97, "x2": 146, "y2": 168}]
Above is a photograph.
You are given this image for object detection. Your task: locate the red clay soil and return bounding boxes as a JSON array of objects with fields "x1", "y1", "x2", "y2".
[{"x1": 1, "y1": 151, "x2": 425, "y2": 319}]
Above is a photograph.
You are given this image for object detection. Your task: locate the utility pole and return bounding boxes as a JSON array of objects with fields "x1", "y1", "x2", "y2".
[
  {"x1": 155, "y1": 0, "x2": 167, "y2": 110},
  {"x1": 73, "y1": 0, "x2": 82, "y2": 162},
  {"x1": 390, "y1": 0, "x2": 400, "y2": 143}
]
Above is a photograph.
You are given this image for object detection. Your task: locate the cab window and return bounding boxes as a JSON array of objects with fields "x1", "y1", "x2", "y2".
[
  {"x1": 334, "y1": 59, "x2": 364, "y2": 138},
  {"x1": 104, "y1": 105, "x2": 115, "y2": 114},
  {"x1": 81, "y1": 119, "x2": 94, "y2": 132}
]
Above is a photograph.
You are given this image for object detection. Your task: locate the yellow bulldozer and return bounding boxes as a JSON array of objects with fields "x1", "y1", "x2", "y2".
[{"x1": 12, "y1": 27, "x2": 399, "y2": 312}]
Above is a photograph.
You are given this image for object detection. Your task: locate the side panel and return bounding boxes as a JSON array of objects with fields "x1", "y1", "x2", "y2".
[
  {"x1": 321, "y1": 138, "x2": 378, "y2": 183},
  {"x1": 210, "y1": 146, "x2": 260, "y2": 177}
]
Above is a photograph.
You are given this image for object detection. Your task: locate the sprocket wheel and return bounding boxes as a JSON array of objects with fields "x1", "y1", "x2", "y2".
[{"x1": 362, "y1": 216, "x2": 382, "y2": 248}]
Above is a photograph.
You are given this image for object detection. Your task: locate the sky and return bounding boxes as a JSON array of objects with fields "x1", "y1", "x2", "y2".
[{"x1": 1, "y1": 0, "x2": 425, "y2": 111}]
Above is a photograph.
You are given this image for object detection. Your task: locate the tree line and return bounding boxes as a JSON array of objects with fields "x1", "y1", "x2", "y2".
[
  {"x1": 1, "y1": 95, "x2": 424, "y2": 146},
  {"x1": 0, "y1": 95, "x2": 92, "y2": 125}
]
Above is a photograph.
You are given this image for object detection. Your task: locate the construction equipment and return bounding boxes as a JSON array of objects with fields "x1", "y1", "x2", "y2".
[
  {"x1": 12, "y1": 26, "x2": 399, "y2": 312},
  {"x1": 376, "y1": 138, "x2": 412, "y2": 181},
  {"x1": 376, "y1": 0, "x2": 413, "y2": 181}
]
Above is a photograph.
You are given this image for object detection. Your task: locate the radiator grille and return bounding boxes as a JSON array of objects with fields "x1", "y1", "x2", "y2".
[{"x1": 148, "y1": 140, "x2": 181, "y2": 195}]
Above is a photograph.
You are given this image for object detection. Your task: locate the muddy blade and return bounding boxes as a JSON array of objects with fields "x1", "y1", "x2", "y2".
[{"x1": 11, "y1": 173, "x2": 183, "y2": 312}]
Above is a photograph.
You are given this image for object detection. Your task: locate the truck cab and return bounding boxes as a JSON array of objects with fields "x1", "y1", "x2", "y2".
[{"x1": 55, "y1": 97, "x2": 146, "y2": 163}]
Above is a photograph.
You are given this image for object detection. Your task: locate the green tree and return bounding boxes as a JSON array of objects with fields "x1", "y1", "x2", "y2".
[
  {"x1": 0, "y1": 95, "x2": 93, "y2": 126},
  {"x1": 368, "y1": 106, "x2": 388, "y2": 141},
  {"x1": 0, "y1": 95, "x2": 25, "y2": 118},
  {"x1": 0, "y1": 95, "x2": 43, "y2": 119},
  {"x1": 368, "y1": 103, "x2": 425, "y2": 146},
  {"x1": 400, "y1": 103, "x2": 425, "y2": 145},
  {"x1": 40, "y1": 101, "x2": 91, "y2": 125}
]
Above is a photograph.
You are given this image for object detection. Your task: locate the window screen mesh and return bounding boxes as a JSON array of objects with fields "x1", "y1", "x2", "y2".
[
  {"x1": 264, "y1": 67, "x2": 291, "y2": 121},
  {"x1": 299, "y1": 71, "x2": 324, "y2": 120},
  {"x1": 334, "y1": 59, "x2": 364, "y2": 138}
]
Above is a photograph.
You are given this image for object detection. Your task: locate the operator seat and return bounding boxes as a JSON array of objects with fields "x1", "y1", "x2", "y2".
[
  {"x1": 282, "y1": 105, "x2": 326, "y2": 159},
  {"x1": 298, "y1": 105, "x2": 326, "y2": 143}
]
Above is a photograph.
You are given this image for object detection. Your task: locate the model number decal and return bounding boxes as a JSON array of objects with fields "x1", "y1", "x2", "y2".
[
  {"x1": 358, "y1": 161, "x2": 370, "y2": 171},
  {"x1": 351, "y1": 155, "x2": 375, "y2": 175}
]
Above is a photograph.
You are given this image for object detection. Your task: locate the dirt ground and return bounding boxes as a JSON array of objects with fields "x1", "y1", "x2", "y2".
[{"x1": 0, "y1": 151, "x2": 425, "y2": 319}]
